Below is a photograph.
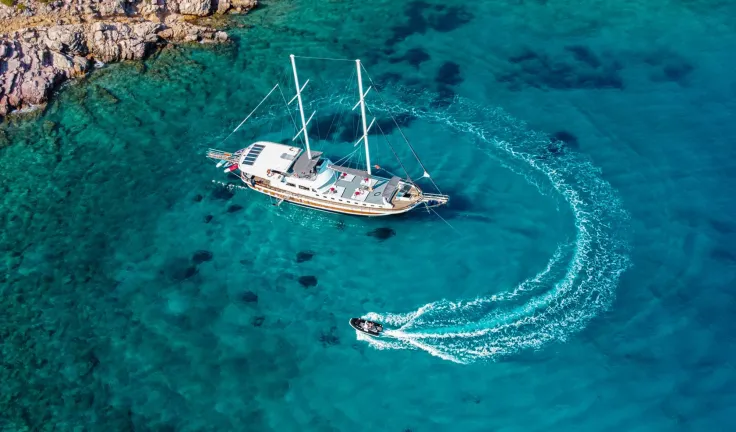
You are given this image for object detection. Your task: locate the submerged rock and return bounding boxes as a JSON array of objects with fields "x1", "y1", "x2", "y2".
[
  {"x1": 252, "y1": 315, "x2": 265, "y2": 327},
  {"x1": 227, "y1": 204, "x2": 243, "y2": 213},
  {"x1": 193, "y1": 194, "x2": 204, "y2": 202},
  {"x1": 240, "y1": 290, "x2": 258, "y2": 303},
  {"x1": 211, "y1": 185, "x2": 235, "y2": 200},
  {"x1": 296, "y1": 251, "x2": 315, "y2": 263},
  {"x1": 203, "y1": 214, "x2": 213, "y2": 223},
  {"x1": 367, "y1": 227, "x2": 396, "y2": 241},
  {"x1": 319, "y1": 326, "x2": 340, "y2": 346},
  {"x1": 191, "y1": 250, "x2": 213, "y2": 264},
  {"x1": 171, "y1": 265, "x2": 199, "y2": 281},
  {"x1": 298, "y1": 275, "x2": 318, "y2": 288}
]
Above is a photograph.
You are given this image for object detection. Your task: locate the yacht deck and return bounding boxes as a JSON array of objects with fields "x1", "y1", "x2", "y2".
[{"x1": 329, "y1": 172, "x2": 392, "y2": 205}]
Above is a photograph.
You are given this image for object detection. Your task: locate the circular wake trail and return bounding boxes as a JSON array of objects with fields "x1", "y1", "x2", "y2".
[{"x1": 359, "y1": 92, "x2": 630, "y2": 364}]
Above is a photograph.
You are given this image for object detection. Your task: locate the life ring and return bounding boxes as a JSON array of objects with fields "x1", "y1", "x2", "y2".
[
  {"x1": 373, "y1": 192, "x2": 381, "y2": 196},
  {"x1": 267, "y1": 169, "x2": 274, "y2": 177}
]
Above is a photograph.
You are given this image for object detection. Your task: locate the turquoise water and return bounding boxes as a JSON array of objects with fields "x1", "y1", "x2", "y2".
[{"x1": 2, "y1": 0, "x2": 736, "y2": 430}]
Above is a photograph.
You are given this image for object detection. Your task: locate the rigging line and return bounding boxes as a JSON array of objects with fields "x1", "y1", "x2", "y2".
[
  {"x1": 325, "y1": 68, "x2": 356, "y2": 142},
  {"x1": 372, "y1": 116, "x2": 414, "y2": 182},
  {"x1": 221, "y1": 83, "x2": 280, "y2": 145},
  {"x1": 329, "y1": 69, "x2": 357, "y2": 148},
  {"x1": 292, "y1": 55, "x2": 355, "y2": 62},
  {"x1": 266, "y1": 69, "x2": 286, "y2": 136},
  {"x1": 429, "y1": 206, "x2": 462, "y2": 236},
  {"x1": 360, "y1": 64, "x2": 443, "y2": 193},
  {"x1": 277, "y1": 83, "x2": 300, "y2": 138},
  {"x1": 334, "y1": 146, "x2": 361, "y2": 165}
]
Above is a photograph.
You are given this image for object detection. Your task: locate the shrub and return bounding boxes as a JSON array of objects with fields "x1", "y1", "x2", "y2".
[{"x1": 0, "y1": 0, "x2": 16, "y2": 7}]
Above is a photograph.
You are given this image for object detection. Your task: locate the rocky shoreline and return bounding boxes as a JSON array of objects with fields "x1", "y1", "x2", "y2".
[{"x1": 0, "y1": 0, "x2": 258, "y2": 118}]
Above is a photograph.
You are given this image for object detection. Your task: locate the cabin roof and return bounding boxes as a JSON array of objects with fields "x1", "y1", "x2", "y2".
[
  {"x1": 382, "y1": 176, "x2": 401, "y2": 200},
  {"x1": 238, "y1": 141, "x2": 301, "y2": 178},
  {"x1": 327, "y1": 164, "x2": 369, "y2": 178},
  {"x1": 291, "y1": 150, "x2": 324, "y2": 177}
]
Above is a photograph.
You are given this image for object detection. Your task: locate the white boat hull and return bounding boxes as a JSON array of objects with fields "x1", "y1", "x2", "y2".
[{"x1": 248, "y1": 181, "x2": 422, "y2": 217}]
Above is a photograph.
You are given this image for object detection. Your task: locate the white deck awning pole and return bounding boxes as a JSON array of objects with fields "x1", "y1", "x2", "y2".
[
  {"x1": 290, "y1": 54, "x2": 312, "y2": 159},
  {"x1": 356, "y1": 59, "x2": 371, "y2": 175}
]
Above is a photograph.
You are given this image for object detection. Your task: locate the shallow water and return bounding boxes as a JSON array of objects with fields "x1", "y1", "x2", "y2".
[{"x1": 2, "y1": 0, "x2": 736, "y2": 430}]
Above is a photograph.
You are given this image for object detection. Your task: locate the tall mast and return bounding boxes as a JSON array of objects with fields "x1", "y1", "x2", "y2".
[
  {"x1": 356, "y1": 59, "x2": 371, "y2": 175},
  {"x1": 290, "y1": 54, "x2": 312, "y2": 159}
]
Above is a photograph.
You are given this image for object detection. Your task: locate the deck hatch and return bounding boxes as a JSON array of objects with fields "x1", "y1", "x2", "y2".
[{"x1": 241, "y1": 144, "x2": 266, "y2": 166}]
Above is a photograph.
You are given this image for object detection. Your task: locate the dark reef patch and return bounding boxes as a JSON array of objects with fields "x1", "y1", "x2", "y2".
[
  {"x1": 252, "y1": 316, "x2": 265, "y2": 327},
  {"x1": 375, "y1": 113, "x2": 418, "y2": 136},
  {"x1": 383, "y1": 112, "x2": 417, "y2": 130},
  {"x1": 436, "y1": 61, "x2": 463, "y2": 86},
  {"x1": 337, "y1": 112, "x2": 363, "y2": 143},
  {"x1": 430, "y1": 85, "x2": 456, "y2": 108},
  {"x1": 309, "y1": 114, "x2": 341, "y2": 141},
  {"x1": 193, "y1": 194, "x2": 203, "y2": 202},
  {"x1": 211, "y1": 184, "x2": 235, "y2": 200},
  {"x1": 447, "y1": 193, "x2": 473, "y2": 212},
  {"x1": 90, "y1": 85, "x2": 120, "y2": 105},
  {"x1": 296, "y1": 251, "x2": 315, "y2": 263},
  {"x1": 461, "y1": 394, "x2": 482, "y2": 404},
  {"x1": 564, "y1": 45, "x2": 601, "y2": 68},
  {"x1": 367, "y1": 227, "x2": 396, "y2": 241},
  {"x1": 386, "y1": 0, "x2": 430, "y2": 47},
  {"x1": 386, "y1": 1, "x2": 473, "y2": 47},
  {"x1": 191, "y1": 250, "x2": 213, "y2": 264},
  {"x1": 319, "y1": 326, "x2": 340, "y2": 346},
  {"x1": 498, "y1": 46, "x2": 623, "y2": 91},
  {"x1": 644, "y1": 50, "x2": 694, "y2": 85},
  {"x1": 336, "y1": 112, "x2": 417, "y2": 143},
  {"x1": 549, "y1": 130, "x2": 580, "y2": 150},
  {"x1": 298, "y1": 275, "x2": 318, "y2": 288},
  {"x1": 227, "y1": 204, "x2": 244, "y2": 213},
  {"x1": 662, "y1": 62, "x2": 694, "y2": 83},
  {"x1": 389, "y1": 47, "x2": 431, "y2": 68},
  {"x1": 430, "y1": 5, "x2": 474, "y2": 32},
  {"x1": 376, "y1": 72, "x2": 403, "y2": 87},
  {"x1": 204, "y1": 215, "x2": 213, "y2": 223},
  {"x1": 171, "y1": 265, "x2": 198, "y2": 282},
  {"x1": 240, "y1": 290, "x2": 258, "y2": 303}
]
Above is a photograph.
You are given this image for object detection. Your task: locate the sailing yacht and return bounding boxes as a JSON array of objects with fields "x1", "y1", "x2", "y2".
[{"x1": 206, "y1": 55, "x2": 449, "y2": 217}]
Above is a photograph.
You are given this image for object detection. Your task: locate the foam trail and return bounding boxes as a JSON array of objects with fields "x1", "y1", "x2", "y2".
[{"x1": 358, "y1": 92, "x2": 630, "y2": 363}]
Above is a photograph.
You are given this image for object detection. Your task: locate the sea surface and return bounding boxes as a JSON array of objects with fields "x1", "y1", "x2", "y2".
[{"x1": 2, "y1": 0, "x2": 736, "y2": 430}]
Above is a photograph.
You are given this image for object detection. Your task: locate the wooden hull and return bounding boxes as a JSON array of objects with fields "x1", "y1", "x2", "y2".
[{"x1": 247, "y1": 181, "x2": 421, "y2": 217}]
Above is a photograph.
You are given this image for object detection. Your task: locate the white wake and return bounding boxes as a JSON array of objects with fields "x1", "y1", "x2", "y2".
[{"x1": 357, "y1": 93, "x2": 631, "y2": 364}]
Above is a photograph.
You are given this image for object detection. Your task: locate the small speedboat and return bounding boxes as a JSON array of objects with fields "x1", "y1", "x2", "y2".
[{"x1": 349, "y1": 318, "x2": 383, "y2": 337}]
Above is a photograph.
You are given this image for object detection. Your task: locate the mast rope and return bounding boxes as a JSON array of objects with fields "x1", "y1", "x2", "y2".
[
  {"x1": 429, "y1": 206, "x2": 462, "y2": 235},
  {"x1": 333, "y1": 146, "x2": 361, "y2": 166},
  {"x1": 277, "y1": 78, "x2": 301, "y2": 143},
  {"x1": 360, "y1": 64, "x2": 443, "y2": 194},
  {"x1": 276, "y1": 67, "x2": 299, "y2": 131},
  {"x1": 325, "y1": 68, "x2": 356, "y2": 143},
  {"x1": 219, "y1": 83, "x2": 280, "y2": 145},
  {"x1": 372, "y1": 118, "x2": 414, "y2": 182}
]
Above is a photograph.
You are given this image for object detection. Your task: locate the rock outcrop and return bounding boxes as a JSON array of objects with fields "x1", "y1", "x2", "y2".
[{"x1": 0, "y1": 0, "x2": 258, "y2": 117}]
